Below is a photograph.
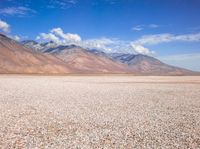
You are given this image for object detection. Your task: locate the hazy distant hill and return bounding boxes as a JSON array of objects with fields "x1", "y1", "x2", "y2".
[
  {"x1": 109, "y1": 53, "x2": 195, "y2": 75},
  {"x1": 87, "y1": 49, "x2": 197, "y2": 75}
]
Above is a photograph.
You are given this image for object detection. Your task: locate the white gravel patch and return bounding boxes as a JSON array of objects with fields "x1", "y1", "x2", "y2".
[{"x1": 0, "y1": 76, "x2": 200, "y2": 148}]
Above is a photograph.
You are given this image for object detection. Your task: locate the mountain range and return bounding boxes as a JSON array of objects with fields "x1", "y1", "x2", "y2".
[{"x1": 0, "y1": 33, "x2": 198, "y2": 75}]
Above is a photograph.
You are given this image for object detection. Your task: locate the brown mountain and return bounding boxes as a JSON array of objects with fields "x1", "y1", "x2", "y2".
[
  {"x1": 0, "y1": 34, "x2": 129, "y2": 74},
  {"x1": 0, "y1": 34, "x2": 75, "y2": 74},
  {"x1": 21, "y1": 39, "x2": 199, "y2": 75},
  {"x1": 44, "y1": 45, "x2": 129, "y2": 73},
  {"x1": 0, "y1": 34, "x2": 198, "y2": 75},
  {"x1": 109, "y1": 53, "x2": 197, "y2": 75}
]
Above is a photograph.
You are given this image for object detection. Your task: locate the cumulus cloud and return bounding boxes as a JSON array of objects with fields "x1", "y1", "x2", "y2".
[
  {"x1": 7, "y1": 35, "x2": 21, "y2": 41},
  {"x1": 0, "y1": 6, "x2": 36, "y2": 16},
  {"x1": 36, "y1": 27, "x2": 200, "y2": 56},
  {"x1": 131, "y1": 44, "x2": 154, "y2": 55},
  {"x1": 36, "y1": 27, "x2": 155, "y2": 55},
  {"x1": 12, "y1": 35, "x2": 20, "y2": 41},
  {"x1": 0, "y1": 19, "x2": 10, "y2": 33},
  {"x1": 51, "y1": 28, "x2": 81, "y2": 42},
  {"x1": 37, "y1": 28, "x2": 121, "y2": 53},
  {"x1": 84, "y1": 38, "x2": 114, "y2": 48},
  {"x1": 3, "y1": 33, "x2": 27, "y2": 42},
  {"x1": 39, "y1": 33, "x2": 61, "y2": 44},
  {"x1": 82, "y1": 38, "x2": 115, "y2": 52}
]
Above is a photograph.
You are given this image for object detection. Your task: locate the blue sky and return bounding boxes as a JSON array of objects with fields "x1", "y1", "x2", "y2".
[{"x1": 0, "y1": 0, "x2": 200, "y2": 71}]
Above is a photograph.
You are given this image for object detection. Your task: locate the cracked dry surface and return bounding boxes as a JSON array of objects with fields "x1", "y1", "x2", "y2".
[{"x1": 0, "y1": 76, "x2": 200, "y2": 148}]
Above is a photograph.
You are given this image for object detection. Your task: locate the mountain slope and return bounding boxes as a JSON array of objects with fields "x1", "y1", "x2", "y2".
[
  {"x1": 44, "y1": 45, "x2": 130, "y2": 73},
  {"x1": 19, "y1": 39, "x2": 199, "y2": 75},
  {"x1": 109, "y1": 53, "x2": 196, "y2": 75},
  {"x1": 22, "y1": 40, "x2": 59, "y2": 52},
  {"x1": 0, "y1": 34, "x2": 75, "y2": 74}
]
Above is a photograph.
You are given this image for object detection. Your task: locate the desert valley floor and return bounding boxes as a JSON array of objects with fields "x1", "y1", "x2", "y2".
[{"x1": 0, "y1": 76, "x2": 200, "y2": 148}]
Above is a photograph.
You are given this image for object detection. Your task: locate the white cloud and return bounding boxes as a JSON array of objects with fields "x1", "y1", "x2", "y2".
[
  {"x1": 175, "y1": 33, "x2": 200, "y2": 42},
  {"x1": 82, "y1": 38, "x2": 115, "y2": 52},
  {"x1": 36, "y1": 27, "x2": 200, "y2": 56},
  {"x1": 39, "y1": 33, "x2": 61, "y2": 44},
  {"x1": 131, "y1": 32, "x2": 200, "y2": 56},
  {"x1": 134, "y1": 33, "x2": 200, "y2": 45},
  {"x1": 132, "y1": 25, "x2": 143, "y2": 31},
  {"x1": 51, "y1": 28, "x2": 81, "y2": 42},
  {"x1": 36, "y1": 27, "x2": 156, "y2": 55},
  {"x1": 54, "y1": 0, "x2": 78, "y2": 5},
  {"x1": 37, "y1": 28, "x2": 116, "y2": 52},
  {"x1": 37, "y1": 28, "x2": 125, "y2": 53},
  {"x1": 67, "y1": 0, "x2": 78, "y2": 4},
  {"x1": 132, "y1": 24, "x2": 159, "y2": 31},
  {"x1": 0, "y1": 19, "x2": 10, "y2": 33},
  {"x1": 131, "y1": 44, "x2": 154, "y2": 55},
  {"x1": 48, "y1": 0, "x2": 78, "y2": 9},
  {"x1": 134, "y1": 34, "x2": 172, "y2": 45},
  {"x1": 36, "y1": 36, "x2": 41, "y2": 40},
  {"x1": 7, "y1": 35, "x2": 22, "y2": 41},
  {"x1": 13, "y1": 35, "x2": 20, "y2": 41},
  {"x1": 0, "y1": 6, "x2": 36, "y2": 16}
]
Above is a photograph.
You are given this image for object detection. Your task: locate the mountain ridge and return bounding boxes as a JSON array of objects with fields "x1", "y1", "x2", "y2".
[
  {"x1": 0, "y1": 34, "x2": 130, "y2": 74},
  {"x1": 0, "y1": 34, "x2": 76, "y2": 74},
  {"x1": 0, "y1": 35, "x2": 198, "y2": 75}
]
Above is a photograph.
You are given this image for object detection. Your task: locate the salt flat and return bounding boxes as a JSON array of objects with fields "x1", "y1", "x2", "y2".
[{"x1": 0, "y1": 76, "x2": 200, "y2": 148}]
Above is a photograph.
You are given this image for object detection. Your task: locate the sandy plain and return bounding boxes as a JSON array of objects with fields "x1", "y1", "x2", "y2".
[{"x1": 0, "y1": 76, "x2": 200, "y2": 148}]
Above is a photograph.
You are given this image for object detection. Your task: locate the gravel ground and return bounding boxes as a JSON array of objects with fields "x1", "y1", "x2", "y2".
[{"x1": 0, "y1": 76, "x2": 200, "y2": 149}]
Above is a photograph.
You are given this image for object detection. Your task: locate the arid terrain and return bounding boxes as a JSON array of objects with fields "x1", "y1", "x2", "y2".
[{"x1": 0, "y1": 76, "x2": 200, "y2": 148}]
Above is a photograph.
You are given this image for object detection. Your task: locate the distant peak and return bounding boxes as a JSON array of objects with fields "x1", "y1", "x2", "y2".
[
  {"x1": 0, "y1": 33, "x2": 15, "y2": 42},
  {"x1": 21, "y1": 40, "x2": 38, "y2": 44},
  {"x1": 0, "y1": 33, "x2": 9, "y2": 38}
]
